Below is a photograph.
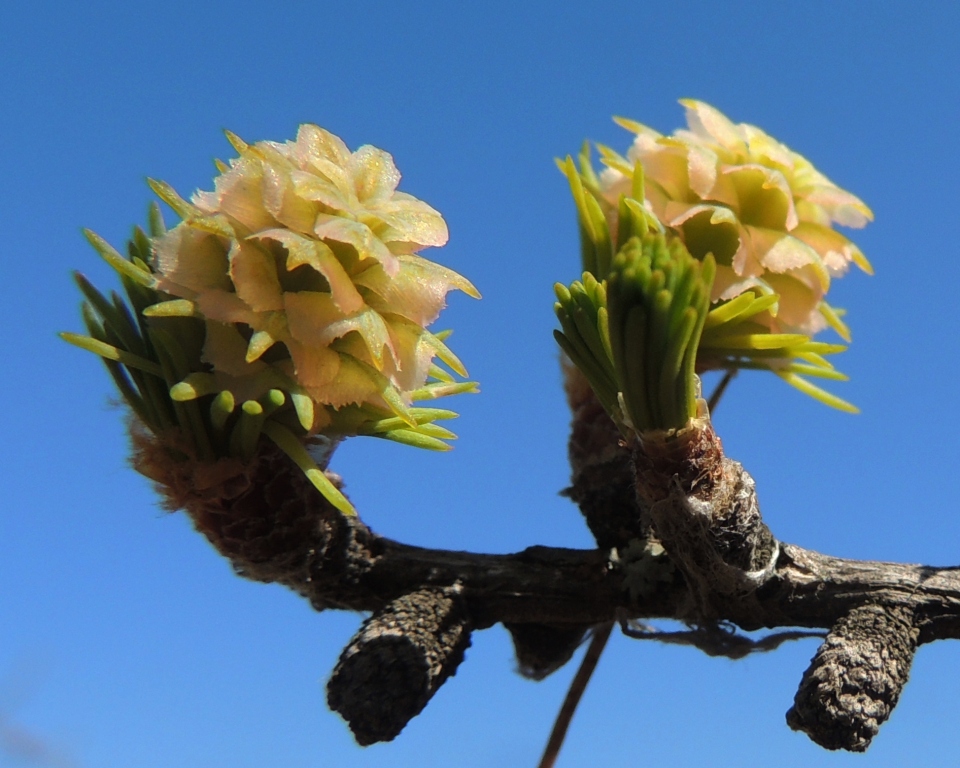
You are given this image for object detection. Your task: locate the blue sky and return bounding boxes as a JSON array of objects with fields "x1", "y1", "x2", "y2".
[{"x1": 2, "y1": 1, "x2": 960, "y2": 765}]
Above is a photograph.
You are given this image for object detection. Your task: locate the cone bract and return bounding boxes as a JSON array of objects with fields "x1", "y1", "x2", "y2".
[
  {"x1": 149, "y1": 125, "x2": 479, "y2": 430},
  {"x1": 63, "y1": 125, "x2": 481, "y2": 516},
  {"x1": 560, "y1": 101, "x2": 872, "y2": 412},
  {"x1": 599, "y1": 100, "x2": 872, "y2": 340}
]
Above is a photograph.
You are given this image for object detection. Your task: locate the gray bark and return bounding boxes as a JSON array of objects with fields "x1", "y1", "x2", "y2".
[{"x1": 153, "y1": 391, "x2": 958, "y2": 750}]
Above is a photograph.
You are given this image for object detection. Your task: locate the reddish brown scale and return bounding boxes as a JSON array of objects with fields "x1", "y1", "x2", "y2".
[{"x1": 130, "y1": 422, "x2": 343, "y2": 586}]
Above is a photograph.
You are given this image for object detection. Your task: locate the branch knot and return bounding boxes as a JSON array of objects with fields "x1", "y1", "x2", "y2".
[
  {"x1": 327, "y1": 586, "x2": 473, "y2": 745},
  {"x1": 787, "y1": 603, "x2": 919, "y2": 751}
]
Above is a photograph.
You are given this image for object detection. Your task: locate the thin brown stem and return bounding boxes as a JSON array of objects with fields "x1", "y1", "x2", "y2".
[
  {"x1": 537, "y1": 621, "x2": 614, "y2": 768},
  {"x1": 707, "y1": 369, "x2": 737, "y2": 414},
  {"x1": 538, "y1": 368, "x2": 737, "y2": 768}
]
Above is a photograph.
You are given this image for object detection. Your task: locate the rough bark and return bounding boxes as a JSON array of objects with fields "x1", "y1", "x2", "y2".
[
  {"x1": 786, "y1": 604, "x2": 918, "y2": 751},
  {"x1": 326, "y1": 586, "x2": 472, "y2": 745},
  {"x1": 163, "y1": 447, "x2": 960, "y2": 746},
  {"x1": 134, "y1": 383, "x2": 960, "y2": 749}
]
